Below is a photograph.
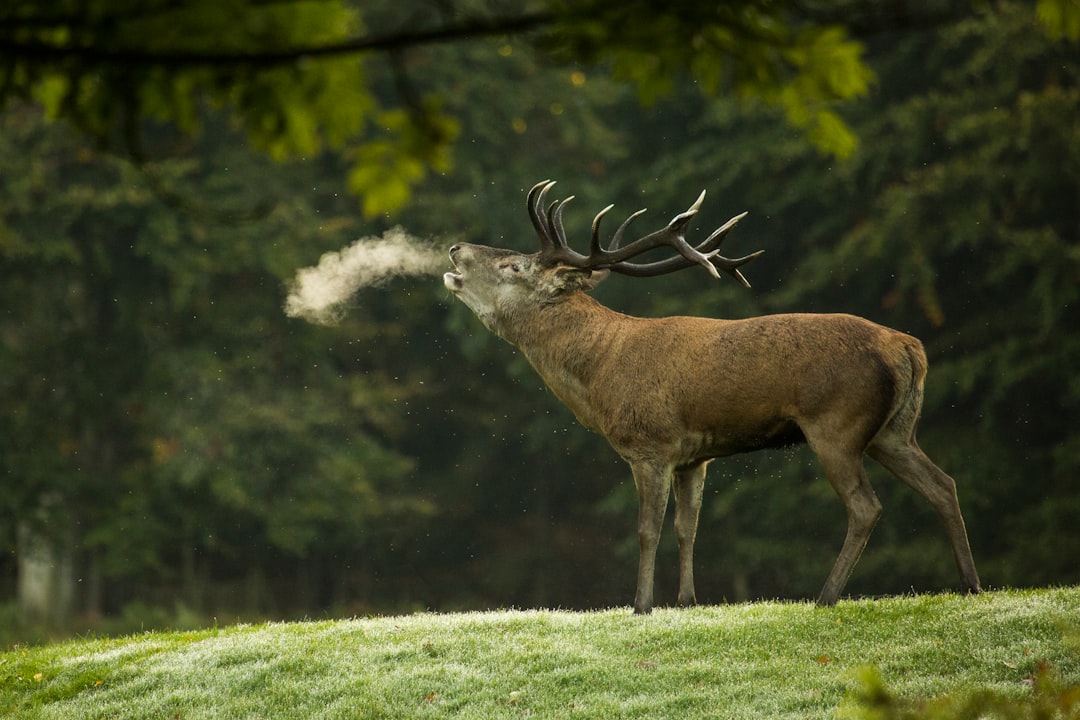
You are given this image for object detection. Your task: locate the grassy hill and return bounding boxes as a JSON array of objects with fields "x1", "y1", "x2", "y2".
[{"x1": 2, "y1": 587, "x2": 1078, "y2": 719}]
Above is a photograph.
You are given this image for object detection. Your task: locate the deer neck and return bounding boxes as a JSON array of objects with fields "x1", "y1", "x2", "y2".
[{"x1": 504, "y1": 292, "x2": 623, "y2": 431}]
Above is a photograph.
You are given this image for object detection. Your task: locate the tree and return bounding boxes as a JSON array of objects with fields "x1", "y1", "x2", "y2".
[
  {"x1": 0, "y1": 105, "x2": 435, "y2": 622},
  {"x1": 0, "y1": 0, "x2": 875, "y2": 216}
]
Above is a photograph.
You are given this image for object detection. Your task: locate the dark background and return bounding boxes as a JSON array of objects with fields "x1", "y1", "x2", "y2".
[{"x1": 1, "y1": 0, "x2": 1077, "y2": 642}]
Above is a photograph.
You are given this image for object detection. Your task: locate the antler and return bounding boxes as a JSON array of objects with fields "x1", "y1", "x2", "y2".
[{"x1": 527, "y1": 180, "x2": 764, "y2": 287}]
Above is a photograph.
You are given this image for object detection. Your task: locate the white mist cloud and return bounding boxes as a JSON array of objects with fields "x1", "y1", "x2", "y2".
[{"x1": 285, "y1": 227, "x2": 446, "y2": 325}]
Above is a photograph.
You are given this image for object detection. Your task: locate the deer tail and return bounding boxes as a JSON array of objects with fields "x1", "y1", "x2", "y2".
[{"x1": 890, "y1": 336, "x2": 929, "y2": 441}]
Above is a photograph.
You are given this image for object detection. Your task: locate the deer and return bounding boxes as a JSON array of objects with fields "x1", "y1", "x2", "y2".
[{"x1": 444, "y1": 180, "x2": 982, "y2": 613}]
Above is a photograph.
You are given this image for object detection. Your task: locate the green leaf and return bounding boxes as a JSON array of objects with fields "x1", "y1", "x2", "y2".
[{"x1": 1037, "y1": 0, "x2": 1080, "y2": 40}]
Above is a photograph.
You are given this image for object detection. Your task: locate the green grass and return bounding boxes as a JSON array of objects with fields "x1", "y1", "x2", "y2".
[{"x1": 2, "y1": 588, "x2": 1078, "y2": 719}]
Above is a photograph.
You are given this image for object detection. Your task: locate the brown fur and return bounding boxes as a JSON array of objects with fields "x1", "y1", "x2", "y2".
[{"x1": 446, "y1": 242, "x2": 981, "y2": 612}]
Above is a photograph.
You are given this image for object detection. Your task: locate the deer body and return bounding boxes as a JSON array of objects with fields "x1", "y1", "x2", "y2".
[
  {"x1": 445, "y1": 182, "x2": 981, "y2": 612},
  {"x1": 513, "y1": 296, "x2": 909, "y2": 460}
]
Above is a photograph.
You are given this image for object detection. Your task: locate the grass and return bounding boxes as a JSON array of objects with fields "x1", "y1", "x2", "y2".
[{"x1": 1, "y1": 587, "x2": 1078, "y2": 719}]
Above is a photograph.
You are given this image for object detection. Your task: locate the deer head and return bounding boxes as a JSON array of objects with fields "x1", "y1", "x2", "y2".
[{"x1": 444, "y1": 180, "x2": 764, "y2": 338}]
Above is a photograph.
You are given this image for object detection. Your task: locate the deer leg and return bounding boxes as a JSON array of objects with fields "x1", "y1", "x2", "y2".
[
  {"x1": 630, "y1": 460, "x2": 672, "y2": 615},
  {"x1": 814, "y1": 448, "x2": 882, "y2": 606},
  {"x1": 868, "y1": 438, "x2": 982, "y2": 595},
  {"x1": 672, "y1": 462, "x2": 707, "y2": 607}
]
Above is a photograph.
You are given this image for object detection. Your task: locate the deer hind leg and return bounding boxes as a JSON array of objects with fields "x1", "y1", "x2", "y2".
[
  {"x1": 811, "y1": 442, "x2": 883, "y2": 606},
  {"x1": 868, "y1": 434, "x2": 982, "y2": 595},
  {"x1": 630, "y1": 460, "x2": 673, "y2": 615},
  {"x1": 672, "y1": 462, "x2": 707, "y2": 607}
]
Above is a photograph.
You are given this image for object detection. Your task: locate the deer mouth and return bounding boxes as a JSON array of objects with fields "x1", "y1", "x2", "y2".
[{"x1": 444, "y1": 249, "x2": 463, "y2": 291}]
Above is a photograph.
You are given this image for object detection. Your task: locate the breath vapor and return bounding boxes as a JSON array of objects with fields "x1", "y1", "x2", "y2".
[{"x1": 285, "y1": 228, "x2": 446, "y2": 325}]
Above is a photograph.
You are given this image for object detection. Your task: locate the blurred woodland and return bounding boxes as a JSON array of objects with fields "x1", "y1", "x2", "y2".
[{"x1": 1, "y1": 0, "x2": 1077, "y2": 641}]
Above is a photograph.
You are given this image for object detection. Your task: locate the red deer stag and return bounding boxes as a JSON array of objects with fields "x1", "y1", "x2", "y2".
[{"x1": 444, "y1": 180, "x2": 981, "y2": 613}]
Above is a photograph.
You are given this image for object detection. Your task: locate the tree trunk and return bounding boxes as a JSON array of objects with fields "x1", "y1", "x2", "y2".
[
  {"x1": 721, "y1": 512, "x2": 750, "y2": 602},
  {"x1": 529, "y1": 477, "x2": 554, "y2": 608},
  {"x1": 17, "y1": 522, "x2": 75, "y2": 624}
]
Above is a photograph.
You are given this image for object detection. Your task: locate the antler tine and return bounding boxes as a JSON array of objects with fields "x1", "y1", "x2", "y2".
[
  {"x1": 590, "y1": 204, "x2": 615, "y2": 255},
  {"x1": 528, "y1": 180, "x2": 559, "y2": 252},
  {"x1": 700, "y1": 211, "x2": 748, "y2": 252},
  {"x1": 549, "y1": 196, "x2": 575, "y2": 249},
  {"x1": 717, "y1": 249, "x2": 767, "y2": 288},
  {"x1": 609, "y1": 207, "x2": 648, "y2": 251},
  {"x1": 681, "y1": 190, "x2": 707, "y2": 223}
]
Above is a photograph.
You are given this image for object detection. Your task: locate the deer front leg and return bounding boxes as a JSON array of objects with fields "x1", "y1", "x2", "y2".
[
  {"x1": 630, "y1": 460, "x2": 672, "y2": 615},
  {"x1": 673, "y1": 462, "x2": 708, "y2": 607}
]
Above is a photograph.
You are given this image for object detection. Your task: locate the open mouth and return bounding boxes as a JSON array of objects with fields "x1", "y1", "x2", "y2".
[{"x1": 444, "y1": 251, "x2": 463, "y2": 291}]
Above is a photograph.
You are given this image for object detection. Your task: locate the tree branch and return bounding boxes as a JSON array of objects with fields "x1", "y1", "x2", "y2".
[{"x1": 0, "y1": 11, "x2": 555, "y2": 69}]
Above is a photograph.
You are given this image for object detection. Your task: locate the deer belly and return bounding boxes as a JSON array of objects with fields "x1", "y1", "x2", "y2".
[{"x1": 698, "y1": 418, "x2": 807, "y2": 458}]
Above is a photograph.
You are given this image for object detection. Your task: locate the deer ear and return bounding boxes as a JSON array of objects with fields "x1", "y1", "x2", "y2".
[
  {"x1": 552, "y1": 265, "x2": 609, "y2": 293},
  {"x1": 581, "y1": 269, "x2": 610, "y2": 291}
]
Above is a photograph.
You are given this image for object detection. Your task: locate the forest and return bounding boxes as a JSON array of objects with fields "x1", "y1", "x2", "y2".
[{"x1": 1, "y1": 0, "x2": 1077, "y2": 640}]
